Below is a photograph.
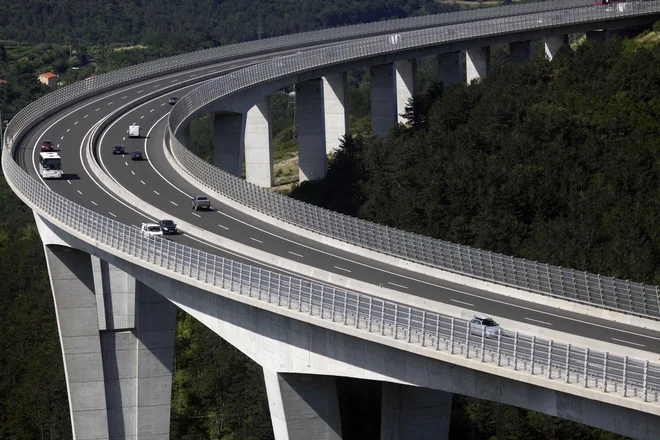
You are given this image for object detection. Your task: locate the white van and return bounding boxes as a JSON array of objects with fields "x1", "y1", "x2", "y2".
[{"x1": 127, "y1": 124, "x2": 141, "y2": 138}]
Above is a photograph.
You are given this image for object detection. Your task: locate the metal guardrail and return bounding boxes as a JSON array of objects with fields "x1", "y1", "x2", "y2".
[
  {"x1": 167, "y1": 2, "x2": 660, "y2": 319},
  {"x1": 2, "y1": 146, "x2": 660, "y2": 406},
  {"x1": 3, "y1": 1, "x2": 660, "y2": 406}
]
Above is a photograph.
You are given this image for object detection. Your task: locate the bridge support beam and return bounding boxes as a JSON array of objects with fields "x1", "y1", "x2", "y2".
[
  {"x1": 544, "y1": 35, "x2": 569, "y2": 60},
  {"x1": 323, "y1": 73, "x2": 349, "y2": 154},
  {"x1": 45, "y1": 245, "x2": 176, "y2": 440},
  {"x1": 395, "y1": 59, "x2": 417, "y2": 124},
  {"x1": 437, "y1": 51, "x2": 464, "y2": 86},
  {"x1": 296, "y1": 79, "x2": 327, "y2": 182},
  {"x1": 245, "y1": 98, "x2": 274, "y2": 187},
  {"x1": 466, "y1": 46, "x2": 490, "y2": 84},
  {"x1": 509, "y1": 40, "x2": 534, "y2": 64},
  {"x1": 213, "y1": 112, "x2": 244, "y2": 177},
  {"x1": 370, "y1": 63, "x2": 397, "y2": 137},
  {"x1": 381, "y1": 383, "x2": 452, "y2": 440},
  {"x1": 264, "y1": 370, "x2": 343, "y2": 440}
]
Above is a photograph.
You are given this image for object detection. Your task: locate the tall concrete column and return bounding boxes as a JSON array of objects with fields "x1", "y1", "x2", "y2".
[
  {"x1": 213, "y1": 112, "x2": 244, "y2": 177},
  {"x1": 244, "y1": 98, "x2": 274, "y2": 187},
  {"x1": 395, "y1": 59, "x2": 417, "y2": 124},
  {"x1": 296, "y1": 79, "x2": 327, "y2": 182},
  {"x1": 466, "y1": 46, "x2": 491, "y2": 84},
  {"x1": 586, "y1": 30, "x2": 608, "y2": 43},
  {"x1": 544, "y1": 35, "x2": 569, "y2": 60},
  {"x1": 46, "y1": 246, "x2": 177, "y2": 440},
  {"x1": 509, "y1": 40, "x2": 534, "y2": 64},
  {"x1": 437, "y1": 51, "x2": 464, "y2": 86},
  {"x1": 323, "y1": 73, "x2": 349, "y2": 154},
  {"x1": 381, "y1": 383, "x2": 453, "y2": 440},
  {"x1": 264, "y1": 370, "x2": 343, "y2": 440},
  {"x1": 370, "y1": 63, "x2": 397, "y2": 137}
]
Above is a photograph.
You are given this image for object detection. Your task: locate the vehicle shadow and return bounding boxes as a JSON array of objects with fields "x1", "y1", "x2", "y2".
[{"x1": 61, "y1": 173, "x2": 81, "y2": 180}]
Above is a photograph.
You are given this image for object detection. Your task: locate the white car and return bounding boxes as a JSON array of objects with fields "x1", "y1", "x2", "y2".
[
  {"x1": 141, "y1": 223, "x2": 163, "y2": 238},
  {"x1": 469, "y1": 313, "x2": 502, "y2": 338}
]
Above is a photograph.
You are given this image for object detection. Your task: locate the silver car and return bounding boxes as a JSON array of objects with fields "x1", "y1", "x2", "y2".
[{"x1": 469, "y1": 313, "x2": 502, "y2": 338}]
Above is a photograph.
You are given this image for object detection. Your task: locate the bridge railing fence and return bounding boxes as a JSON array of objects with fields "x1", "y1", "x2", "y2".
[{"x1": 167, "y1": 0, "x2": 660, "y2": 320}]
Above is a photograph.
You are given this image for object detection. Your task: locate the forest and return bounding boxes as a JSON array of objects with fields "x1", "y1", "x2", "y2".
[{"x1": 0, "y1": 0, "x2": 657, "y2": 438}]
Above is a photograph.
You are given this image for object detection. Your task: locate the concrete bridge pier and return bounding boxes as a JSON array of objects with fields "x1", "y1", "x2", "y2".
[
  {"x1": 45, "y1": 245, "x2": 177, "y2": 440},
  {"x1": 323, "y1": 73, "x2": 349, "y2": 154},
  {"x1": 466, "y1": 46, "x2": 491, "y2": 83},
  {"x1": 395, "y1": 59, "x2": 417, "y2": 124},
  {"x1": 544, "y1": 35, "x2": 569, "y2": 60},
  {"x1": 509, "y1": 40, "x2": 534, "y2": 63},
  {"x1": 213, "y1": 112, "x2": 244, "y2": 177},
  {"x1": 244, "y1": 98, "x2": 274, "y2": 187},
  {"x1": 264, "y1": 369, "x2": 343, "y2": 440},
  {"x1": 370, "y1": 63, "x2": 397, "y2": 137},
  {"x1": 381, "y1": 383, "x2": 453, "y2": 440},
  {"x1": 296, "y1": 79, "x2": 327, "y2": 182},
  {"x1": 437, "y1": 51, "x2": 464, "y2": 86}
]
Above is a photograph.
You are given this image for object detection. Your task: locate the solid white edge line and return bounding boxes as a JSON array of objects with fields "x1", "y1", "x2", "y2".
[{"x1": 524, "y1": 317, "x2": 553, "y2": 326}]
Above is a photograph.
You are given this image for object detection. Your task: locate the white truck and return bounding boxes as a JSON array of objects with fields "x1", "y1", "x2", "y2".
[
  {"x1": 141, "y1": 223, "x2": 163, "y2": 238},
  {"x1": 127, "y1": 124, "x2": 141, "y2": 138}
]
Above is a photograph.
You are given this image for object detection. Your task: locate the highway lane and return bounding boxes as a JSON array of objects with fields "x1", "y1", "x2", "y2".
[
  {"x1": 15, "y1": 10, "x2": 660, "y2": 353},
  {"x1": 85, "y1": 65, "x2": 660, "y2": 353}
]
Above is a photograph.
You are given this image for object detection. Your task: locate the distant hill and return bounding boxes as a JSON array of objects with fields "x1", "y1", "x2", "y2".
[{"x1": 0, "y1": 0, "x2": 458, "y2": 49}]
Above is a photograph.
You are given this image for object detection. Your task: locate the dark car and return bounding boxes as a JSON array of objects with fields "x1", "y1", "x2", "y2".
[
  {"x1": 168, "y1": 97, "x2": 178, "y2": 105},
  {"x1": 159, "y1": 219, "x2": 178, "y2": 235},
  {"x1": 131, "y1": 151, "x2": 144, "y2": 161},
  {"x1": 41, "y1": 140, "x2": 55, "y2": 151},
  {"x1": 112, "y1": 144, "x2": 125, "y2": 154}
]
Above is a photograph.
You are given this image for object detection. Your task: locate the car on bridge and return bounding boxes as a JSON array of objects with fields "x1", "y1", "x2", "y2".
[
  {"x1": 131, "y1": 150, "x2": 144, "y2": 161},
  {"x1": 141, "y1": 223, "x2": 163, "y2": 239},
  {"x1": 469, "y1": 314, "x2": 502, "y2": 338},
  {"x1": 159, "y1": 219, "x2": 178, "y2": 235},
  {"x1": 168, "y1": 97, "x2": 178, "y2": 105},
  {"x1": 191, "y1": 196, "x2": 211, "y2": 211},
  {"x1": 112, "y1": 144, "x2": 125, "y2": 154},
  {"x1": 41, "y1": 140, "x2": 55, "y2": 152}
]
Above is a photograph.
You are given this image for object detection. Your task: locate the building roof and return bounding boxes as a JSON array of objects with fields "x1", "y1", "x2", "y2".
[{"x1": 39, "y1": 72, "x2": 58, "y2": 79}]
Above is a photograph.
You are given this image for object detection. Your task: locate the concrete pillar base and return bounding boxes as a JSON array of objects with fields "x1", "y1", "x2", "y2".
[
  {"x1": 264, "y1": 370, "x2": 343, "y2": 440},
  {"x1": 381, "y1": 382, "x2": 452, "y2": 440},
  {"x1": 245, "y1": 98, "x2": 274, "y2": 187},
  {"x1": 45, "y1": 246, "x2": 176, "y2": 440},
  {"x1": 509, "y1": 40, "x2": 534, "y2": 64},
  {"x1": 544, "y1": 35, "x2": 569, "y2": 60},
  {"x1": 370, "y1": 63, "x2": 397, "y2": 137},
  {"x1": 213, "y1": 112, "x2": 244, "y2": 177},
  {"x1": 323, "y1": 73, "x2": 349, "y2": 155},
  {"x1": 395, "y1": 59, "x2": 417, "y2": 124},
  {"x1": 296, "y1": 79, "x2": 327, "y2": 182},
  {"x1": 437, "y1": 51, "x2": 464, "y2": 86},
  {"x1": 466, "y1": 46, "x2": 490, "y2": 84}
]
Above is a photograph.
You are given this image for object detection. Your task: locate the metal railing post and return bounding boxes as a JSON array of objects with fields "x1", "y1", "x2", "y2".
[
  {"x1": 530, "y1": 336, "x2": 536, "y2": 374},
  {"x1": 623, "y1": 356, "x2": 628, "y2": 397},
  {"x1": 565, "y1": 344, "x2": 571, "y2": 383},
  {"x1": 643, "y1": 360, "x2": 649, "y2": 402},
  {"x1": 547, "y1": 340, "x2": 553, "y2": 379},
  {"x1": 603, "y1": 352, "x2": 609, "y2": 392},
  {"x1": 583, "y1": 348, "x2": 589, "y2": 387}
]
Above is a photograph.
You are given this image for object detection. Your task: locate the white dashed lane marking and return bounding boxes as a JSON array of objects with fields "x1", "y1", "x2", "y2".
[
  {"x1": 84, "y1": 114, "x2": 89, "y2": 118},
  {"x1": 91, "y1": 201, "x2": 98, "y2": 206},
  {"x1": 74, "y1": 121, "x2": 78, "y2": 125},
  {"x1": 77, "y1": 190, "x2": 82, "y2": 195},
  {"x1": 288, "y1": 251, "x2": 303, "y2": 258},
  {"x1": 612, "y1": 338, "x2": 645, "y2": 347},
  {"x1": 334, "y1": 266, "x2": 351, "y2": 273},
  {"x1": 525, "y1": 317, "x2": 553, "y2": 326},
  {"x1": 122, "y1": 96, "x2": 127, "y2": 99},
  {"x1": 95, "y1": 108, "x2": 100, "y2": 111},
  {"x1": 170, "y1": 201, "x2": 178, "y2": 206},
  {"x1": 153, "y1": 190, "x2": 160, "y2": 195},
  {"x1": 387, "y1": 281, "x2": 408, "y2": 289},
  {"x1": 150, "y1": 109, "x2": 154, "y2": 112},
  {"x1": 67, "y1": 128, "x2": 70, "y2": 132},
  {"x1": 140, "y1": 180, "x2": 146, "y2": 185},
  {"x1": 109, "y1": 212, "x2": 117, "y2": 217},
  {"x1": 192, "y1": 212, "x2": 201, "y2": 218},
  {"x1": 450, "y1": 299, "x2": 474, "y2": 307},
  {"x1": 131, "y1": 171, "x2": 135, "y2": 175},
  {"x1": 67, "y1": 180, "x2": 71, "y2": 184},
  {"x1": 250, "y1": 238, "x2": 263, "y2": 244},
  {"x1": 218, "y1": 224, "x2": 229, "y2": 230}
]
